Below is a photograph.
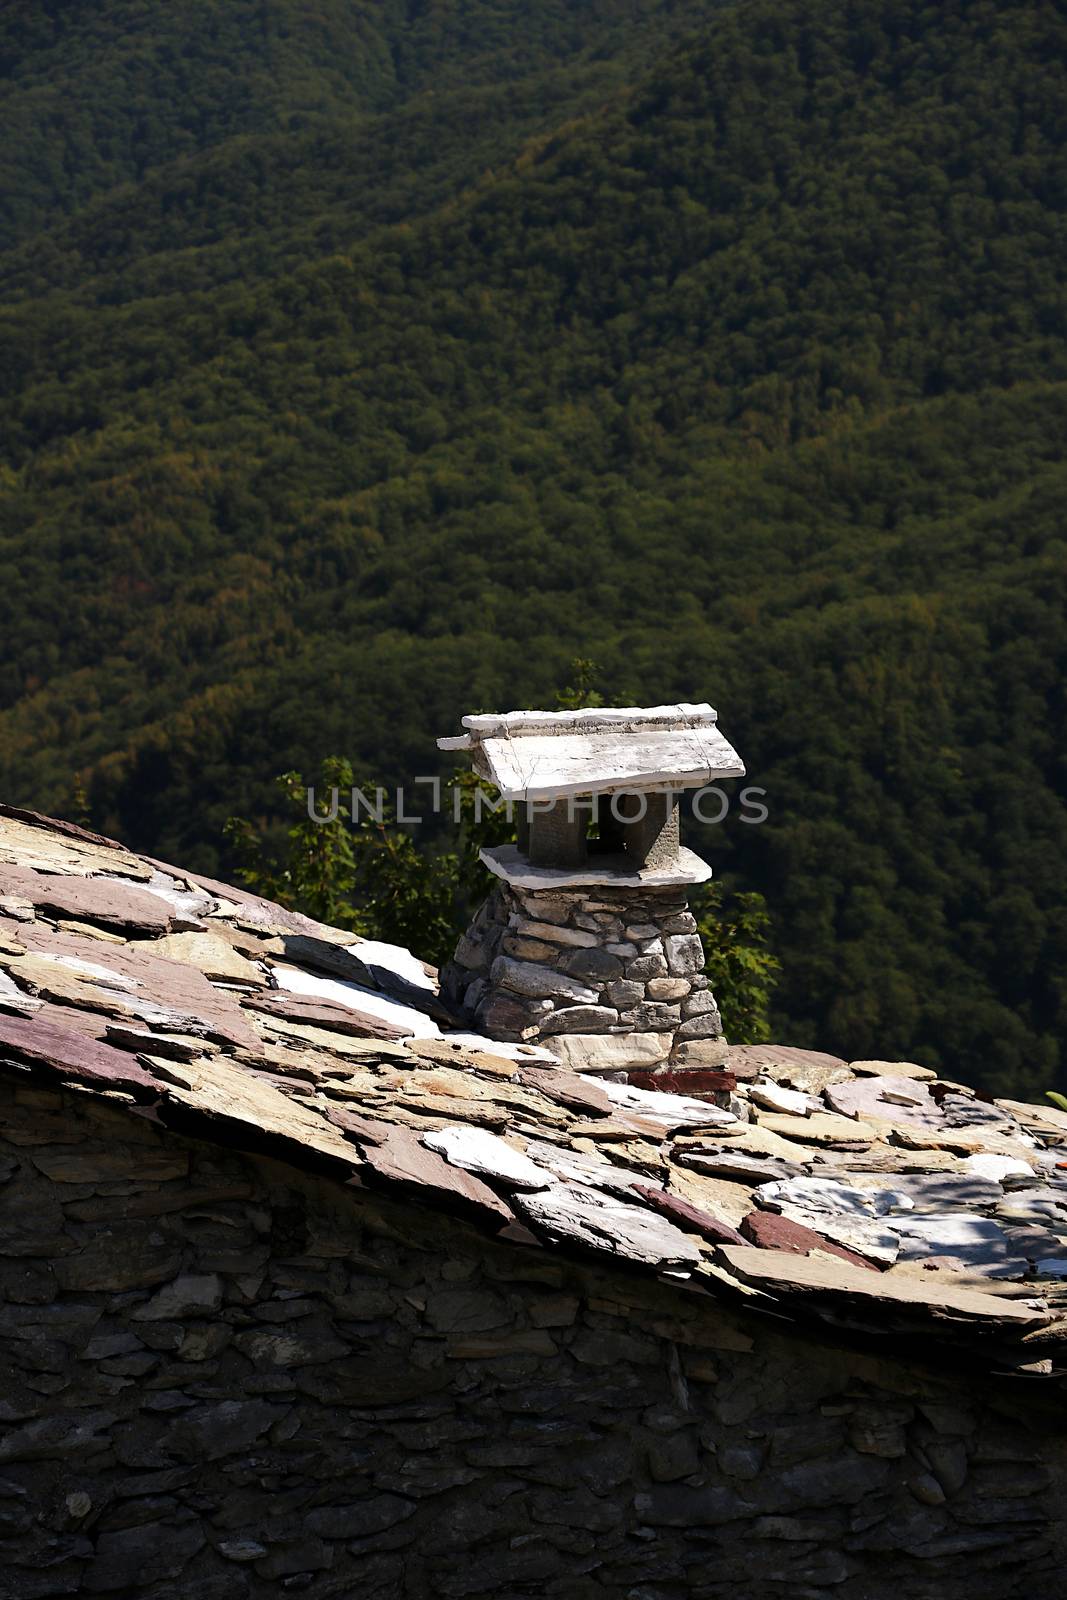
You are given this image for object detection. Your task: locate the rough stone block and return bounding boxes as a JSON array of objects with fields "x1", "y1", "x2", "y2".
[
  {"x1": 517, "y1": 894, "x2": 573, "y2": 924},
  {"x1": 647, "y1": 1432, "x2": 701, "y2": 1482},
  {"x1": 85, "y1": 1522, "x2": 207, "y2": 1592},
  {"x1": 559, "y1": 947, "x2": 623, "y2": 983},
  {"x1": 671, "y1": 1036, "x2": 729, "y2": 1062},
  {"x1": 462, "y1": 977, "x2": 487, "y2": 1016},
  {"x1": 543, "y1": 1032, "x2": 671, "y2": 1070},
  {"x1": 132, "y1": 1275, "x2": 223, "y2": 1321},
  {"x1": 490, "y1": 957, "x2": 597, "y2": 1004},
  {"x1": 675, "y1": 1013, "x2": 723, "y2": 1041},
  {"x1": 528, "y1": 802, "x2": 587, "y2": 869},
  {"x1": 613, "y1": 792, "x2": 680, "y2": 870},
  {"x1": 538, "y1": 1006, "x2": 619, "y2": 1035},
  {"x1": 625, "y1": 954, "x2": 668, "y2": 981},
  {"x1": 633, "y1": 1483, "x2": 755, "y2": 1528},
  {"x1": 502, "y1": 935, "x2": 560, "y2": 962},
  {"x1": 624, "y1": 1001, "x2": 682, "y2": 1031},
  {"x1": 647, "y1": 978, "x2": 691, "y2": 1002},
  {"x1": 255, "y1": 1537, "x2": 335, "y2": 1579},
  {"x1": 664, "y1": 933, "x2": 705, "y2": 976},
  {"x1": 514, "y1": 920, "x2": 598, "y2": 948},
  {"x1": 478, "y1": 996, "x2": 542, "y2": 1038},
  {"x1": 605, "y1": 980, "x2": 643, "y2": 1008},
  {"x1": 305, "y1": 1496, "x2": 416, "y2": 1540}
]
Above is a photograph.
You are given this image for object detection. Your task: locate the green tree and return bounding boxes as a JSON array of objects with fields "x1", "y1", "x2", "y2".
[
  {"x1": 553, "y1": 658, "x2": 605, "y2": 711},
  {"x1": 225, "y1": 757, "x2": 461, "y2": 963},
  {"x1": 693, "y1": 884, "x2": 780, "y2": 1044}
]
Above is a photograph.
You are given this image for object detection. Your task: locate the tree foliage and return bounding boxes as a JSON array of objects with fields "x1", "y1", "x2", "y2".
[
  {"x1": 694, "y1": 886, "x2": 780, "y2": 1045},
  {"x1": 1, "y1": 0, "x2": 1065, "y2": 1093},
  {"x1": 225, "y1": 757, "x2": 462, "y2": 963}
]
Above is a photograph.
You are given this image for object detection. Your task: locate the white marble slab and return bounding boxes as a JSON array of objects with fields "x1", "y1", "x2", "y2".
[
  {"x1": 477, "y1": 726, "x2": 744, "y2": 800},
  {"x1": 459, "y1": 704, "x2": 718, "y2": 738}
]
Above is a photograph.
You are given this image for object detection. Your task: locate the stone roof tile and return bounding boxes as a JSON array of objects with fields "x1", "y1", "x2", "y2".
[{"x1": 0, "y1": 809, "x2": 1063, "y2": 1371}]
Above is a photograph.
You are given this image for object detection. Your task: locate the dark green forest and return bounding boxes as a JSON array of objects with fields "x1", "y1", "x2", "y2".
[{"x1": 1, "y1": 0, "x2": 1065, "y2": 1096}]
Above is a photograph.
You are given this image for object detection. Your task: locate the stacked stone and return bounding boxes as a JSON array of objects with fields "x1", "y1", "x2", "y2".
[
  {"x1": 440, "y1": 880, "x2": 724, "y2": 1069},
  {"x1": 2, "y1": 1080, "x2": 1059, "y2": 1600}
]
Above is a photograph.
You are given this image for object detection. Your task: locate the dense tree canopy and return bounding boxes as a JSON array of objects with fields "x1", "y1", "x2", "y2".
[{"x1": 1, "y1": 0, "x2": 1065, "y2": 1095}]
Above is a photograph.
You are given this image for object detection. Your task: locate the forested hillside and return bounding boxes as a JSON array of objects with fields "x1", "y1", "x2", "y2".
[
  {"x1": 1, "y1": 0, "x2": 1065, "y2": 1095},
  {"x1": 0, "y1": 0, "x2": 712, "y2": 278}
]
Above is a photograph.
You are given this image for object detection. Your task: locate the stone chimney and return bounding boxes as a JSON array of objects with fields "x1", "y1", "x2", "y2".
[{"x1": 438, "y1": 703, "x2": 745, "y2": 1075}]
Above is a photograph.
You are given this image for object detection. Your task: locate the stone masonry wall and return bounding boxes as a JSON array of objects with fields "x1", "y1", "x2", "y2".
[
  {"x1": 440, "y1": 882, "x2": 723, "y2": 1070},
  {"x1": 1, "y1": 1075, "x2": 1064, "y2": 1600}
]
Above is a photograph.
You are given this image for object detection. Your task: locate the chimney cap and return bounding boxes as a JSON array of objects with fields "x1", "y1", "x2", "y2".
[{"x1": 438, "y1": 703, "x2": 744, "y2": 801}]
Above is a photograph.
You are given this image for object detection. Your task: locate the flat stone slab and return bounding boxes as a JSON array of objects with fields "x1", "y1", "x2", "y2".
[
  {"x1": 472, "y1": 725, "x2": 743, "y2": 801},
  {"x1": 633, "y1": 1184, "x2": 747, "y2": 1246},
  {"x1": 0, "y1": 862, "x2": 174, "y2": 933},
  {"x1": 854, "y1": 1173, "x2": 1008, "y2": 1214},
  {"x1": 519, "y1": 1139, "x2": 654, "y2": 1197},
  {"x1": 886, "y1": 1213, "x2": 1031, "y2": 1268},
  {"x1": 517, "y1": 1183, "x2": 702, "y2": 1267},
  {"x1": 826, "y1": 1075, "x2": 942, "y2": 1127},
  {"x1": 750, "y1": 1079, "x2": 816, "y2": 1116},
  {"x1": 480, "y1": 843, "x2": 712, "y2": 890},
  {"x1": 241, "y1": 989, "x2": 409, "y2": 1041},
  {"x1": 457, "y1": 704, "x2": 721, "y2": 737},
  {"x1": 758, "y1": 1111, "x2": 880, "y2": 1146},
  {"x1": 740, "y1": 1210, "x2": 882, "y2": 1270},
  {"x1": 599, "y1": 1078, "x2": 737, "y2": 1131},
  {"x1": 678, "y1": 1149, "x2": 803, "y2": 1184},
  {"x1": 723, "y1": 1044, "x2": 850, "y2": 1093},
  {"x1": 627, "y1": 1066, "x2": 736, "y2": 1096},
  {"x1": 714, "y1": 1247, "x2": 1049, "y2": 1326},
  {"x1": 150, "y1": 932, "x2": 267, "y2": 986},
  {"x1": 849, "y1": 1058, "x2": 938, "y2": 1081},
  {"x1": 362, "y1": 1125, "x2": 515, "y2": 1227},
  {"x1": 422, "y1": 1127, "x2": 550, "y2": 1191},
  {"x1": 965, "y1": 1152, "x2": 1036, "y2": 1184},
  {"x1": 515, "y1": 1063, "x2": 613, "y2": 1117},
  {"x1": 758, "y1": 1175, "x2": 907, "y2": 1219},
  {"x1": 0, "y1": 1010, "x2": 158, "y2": 1095}
]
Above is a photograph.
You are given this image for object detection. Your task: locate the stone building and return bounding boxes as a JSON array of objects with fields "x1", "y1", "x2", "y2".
[
  {"x1": 438, "y1": 705, "x2": 745, "y2": 1071},
  {"x1": 1, "y1": 804, "x2": 1066, "y2": 1599}
]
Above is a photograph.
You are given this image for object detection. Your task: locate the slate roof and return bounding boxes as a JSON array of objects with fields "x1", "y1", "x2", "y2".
[{"x1": 2, "y1": 805, "x2": 1066, "y2": 1377}]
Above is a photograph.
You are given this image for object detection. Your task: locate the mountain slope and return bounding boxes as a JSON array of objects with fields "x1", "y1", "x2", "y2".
[
  {"x1": 0, "y1": 0, "x2": 713, "y2": 261},
  {"x1": 1, "y1": 0, "x2": 1065, "y2": 1092}
]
